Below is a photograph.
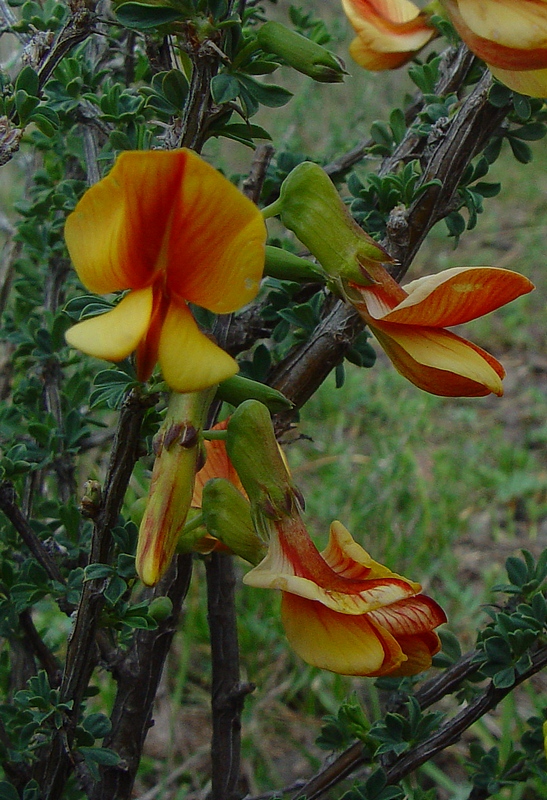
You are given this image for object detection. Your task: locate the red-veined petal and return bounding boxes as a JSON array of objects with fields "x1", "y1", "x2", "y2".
[
  {"x1": 281, "y1": 591, "x2": 405, "y2": 675},
  {"x1": 370, "y1": 321, "x2": 505, "y2": 396},
  {"x1": 64, "y1": 287, "x2": 153, "y2": 362},
  {"x1": 166, "y1": 151, "x2": 266, "y2": 313},
  {"x1": 368, "y1": 595, "x2": 447, "y2": 637},
  {"x1": 321, "y1": 520, "x2": 421, "y2": 589},
  {"x1": 244, "y1": 518, "x2": 416, "y2": 614},
  {"x1": 158, "y1": 302, "x2": 239, "y2": 393},
  {"x1": 381, "y1": 267, "x2": 533, "y2": 327},
  {"x1": 64, "y1": 151, "x2": 187, "y2": 293}
]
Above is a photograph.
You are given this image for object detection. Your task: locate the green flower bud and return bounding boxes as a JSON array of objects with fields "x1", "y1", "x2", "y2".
[
  {"x1": 216, "y1": 374, "x2": 293, "y2": 413},
  {"x1": 276, "y1": 162, "x2": 393, "y2": 287},
  {"x1": 202, "y1": 479, "x2": 267, "y2": 565},
  {"x1": 226, "y1": 400, "x2": 302, "y2": 530},
  {"x1": 257, "y1": 21, "x2": 347, "y2": 83},
  {"x1": 148, "y1": 596, "x2": 174, "y2": 622},
  {"x1": 264, "y1": 245, "x2": 326, "y2": 283}
]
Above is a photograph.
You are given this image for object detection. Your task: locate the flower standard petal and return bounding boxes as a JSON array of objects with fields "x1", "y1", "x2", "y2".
[
  {"x1": 166, "y1": 150, "x2": 266, "y2": 313},
  {"x1": 370, "y1": 321, "x2": 505, "y2": 396},
  {"x1": 281, "y1": 591, "x2": 405, "y2": 676},
  {"x1": 158, "y1": 302, "x2": 239, "y2": 393},
  {"x1": 64, "y1": 151, "x2": 187, "y2": 293},
  {"x1": 64, "y1": 287, "x2": 153, "y2": 362}
]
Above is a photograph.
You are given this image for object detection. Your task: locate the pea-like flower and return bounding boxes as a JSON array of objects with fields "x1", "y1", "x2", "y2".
[
  {"x1": 245, "y1": 518, "x2": 446, "y2": 676},
  {"x1": 442, "y1": 0, "x2": 547, "y2": 97},
  {"x1": 64, "y1": 148, "x2": 267, "y2": 393},
  {"x1": 349, "y1": 266, "x2": 534, "y2": 397},
  {"x1": 340, "y1": 0, "x2": 437, "y2": 70}
]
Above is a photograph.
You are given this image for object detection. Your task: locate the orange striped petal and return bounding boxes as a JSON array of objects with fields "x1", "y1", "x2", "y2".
[
  {"x1": 64, "y1": 152, "x2": 187, "y2": 293},
  {"x1": 158, "y1": 302, "x2": 238, "y2": 393},
  {"x1": 243, "y1": 519, "x2": 416, "y2": 615},
  {"x1": 192, "y1": 421, "x2": 246, "y2": 508},
  {"x1": 64, "y1": 287, "x2": 153, "y2": 362},
  {"x1": 166, "y1": 151, "x2": 266, "y2": 313},
  {"x1": 370, "y1": 320, "x2": 505, "y2": 396},
  {"x1": 321, "y1": 520, "x2": 421, "y2": 589},
  {"x1": 374, "y1": 267, "x2": 534, "y2": 327},
  {"x1": 368, "y1": 595, "x2": 447, "y2": 637},
  {"x1": 281, "y1": 591, "x2": 405, "y2": 675}
]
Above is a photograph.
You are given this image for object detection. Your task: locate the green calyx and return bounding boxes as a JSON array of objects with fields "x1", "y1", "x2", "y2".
[
  {"x1": 201, "y1": 479, "x2": 267, "y2": 565},
  {"x1": 257, "y1": 21, "x2": 347, "y2": 83},
  {"x1": 276, "y1": 162, "x2": 393, "y2": 287}
]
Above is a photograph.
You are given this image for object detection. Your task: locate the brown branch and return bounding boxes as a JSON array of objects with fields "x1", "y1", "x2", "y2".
[
  {"x1": 40, "y1": 387, "x2": 155, "y2": 799},
  {"x1": 91, "y1": 555, "x2": 194, "y2": 800},
  {"x1": 243, "y1": 143, "x2": 275, "y2": 203},
  {"x1": 206, "y1": 552, "x2": 255, "y2": 800}
]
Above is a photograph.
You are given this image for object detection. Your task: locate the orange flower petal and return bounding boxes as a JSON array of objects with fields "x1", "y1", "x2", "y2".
[
  {"x1": 455, "y1": 0, "x2": 547, "y2": 51},
  {"x1": 377, "y1": 631, "x2": 441, "y2": 676},
  {"x1": 192, "y1": 421, "x2": 246, "y2": 508},
  {"x1": 64, "y1": 151, "x2": 187, "y2": 293},
  {"x1": 64, "y1": 287, "x2": 153, "y2": 362},
  {"x1": 158, "y1": 302, "x2": 239, "y2": 393},
  {"x1": 368, "y1": 595, "x2": 447, "y2": 637},
  {"x1": 166, "y1": 152, "x2": 266, "y2": 313},
  {"x1": 281, "y1": 591, "x2": 405, "y2": 676},
  {"x1": 378, "y1": 267, "x2": 534, "y2": 327},
  {"x1": 369, "y1": 320, "x2": 505, "y2": 396},
  {"x1": 321, "y1": 520, "x2": 421, "y2": 589},
  {"x1": 244, "y1": 517, "x2": 416, "y2": 614}
]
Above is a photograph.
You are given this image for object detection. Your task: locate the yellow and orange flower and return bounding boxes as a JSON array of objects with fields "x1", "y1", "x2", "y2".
[
  {"x1": 349, "y1": 265, "x2": 534, "y2": 397},
  {"x1": 341, "y1": 0, "x2": 437, "y2": 70},
  {"x1": 64, "y1": 149, "x2": 266, "y2": 393},
  {"x1": 442, "y1": 0, "x2": 547, "y2": 97},
  {"x1": 245, "y1": 517, "x2": 446, "y2": 676}
]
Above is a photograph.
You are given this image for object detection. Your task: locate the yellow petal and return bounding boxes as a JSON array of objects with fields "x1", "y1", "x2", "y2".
[
  {"x1": 349, "y1": 38, "x2": 423, "y2": 69},
  {"x1": 489, "y1": 65, "x2": 547, "y2": 97},
  {"x1": 281, "y1": 591, "x2": 405, "y2": 676},
  {"x1": 455, "y1": 0, "x2": 547, "y2": 50},
  {"x1": 321, "y1": 520, "x2": 421, "y2": 589},
  {"x1": 65, "y1": 151, "x2": 188, "y2": 293},
  {"x1": 158, "y1": 302, "x2": 238, "y2": 393},
  {"x1": 381, "y1": 267, "x2": 534, "y2": 327},
  {"x1": 370, "y1": 321, "x2": 505, "y2": 396},
  {"x1": 166, "y1": 151, "x2": 266, "y2": 313},
  {"x1": 64, "y1": 287, "x2": 153, "y2": 362}
]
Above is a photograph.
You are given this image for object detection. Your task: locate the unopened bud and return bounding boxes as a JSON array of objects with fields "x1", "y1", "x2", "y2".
[
  {"x1": 202, "y1": 478, "x2": 267, "y2": 565},
  {"x1": 264, "y1": 245, "x2": 326, "y2": 283},
  {"x1": 257, "y1": 21, "x2": 347, "y2": 83},
  {"x1": 226, "y1": 400, "x2": 300, "y2": 527},
  {"x1": 277, "y1": 162, "x2": 393, "y2": 287},
  {"x1": 217, "y1": 374, "x2": 293, "y2": 413}
]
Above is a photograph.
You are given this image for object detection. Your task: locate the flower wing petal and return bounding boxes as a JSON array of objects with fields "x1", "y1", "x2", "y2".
[
  {"x1": 368, "y1": 595, "x2": 447, "y2": 637},
  {"x1": 370, "y1": 321, "x2": 505, "y2": 396},
  {"x1": 281, "y1": 591, "x2": 405, "y2": 676},
  {"x1": 322, "y1": 520, "x2": 421, "y2": 589},
  {"x1": 65, "y1": 151, "x2": 187, "y2": 293},
  {"x1": 65, "y1": 287, "x2": 153, "y2": 362},
  {"x1": 455, "y1": 0, "x2": 547, "y2": 51},
  {"x1": 158, "y1": 302, "x2": 239, "y2": 393},
  {"x1": 167, "y1": 150, "x2": 266, "y2": 313},
  {"x1": 489, "y1": 65, "x2": 547, "y2": 96},
  {"x1": 382, "y1": 267, "x2": 534, "y2": 327},
  {"x1": 375, "y1": 631, "x2": 441, "y2": 676}
]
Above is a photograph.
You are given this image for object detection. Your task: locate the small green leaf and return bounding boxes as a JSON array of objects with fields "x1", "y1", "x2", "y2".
[
  {"x1": 115, "y1": 2, "x2": 184, "y2": 29},
  {"x1": 211, "y1": 73, "x2": 240, "y2": 104}
]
